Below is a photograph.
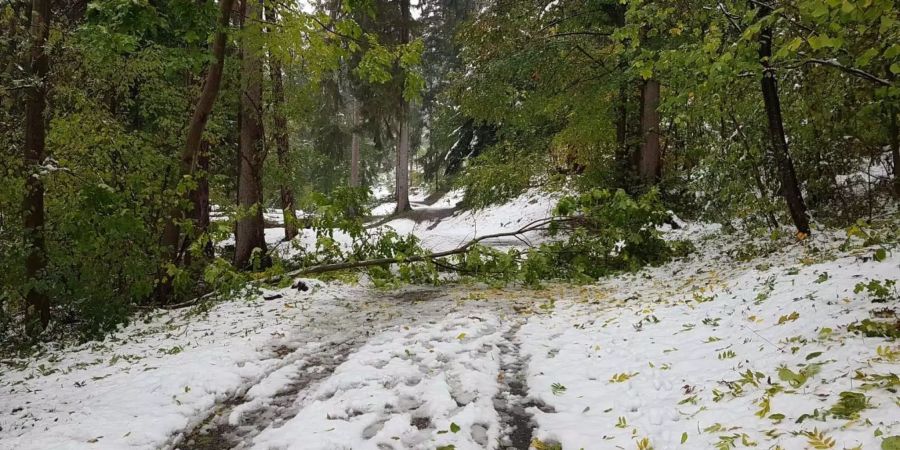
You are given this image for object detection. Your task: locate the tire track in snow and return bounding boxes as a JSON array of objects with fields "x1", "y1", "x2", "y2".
[
  {"x1": 176, "y1": 337, "x2": 361, "y2": 450},
  {"x1": 174, "y1": 286, "x2": 451, "y2": 450}
]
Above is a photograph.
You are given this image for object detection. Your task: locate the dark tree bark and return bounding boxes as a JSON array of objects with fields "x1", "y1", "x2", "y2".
[
  {"x1": 269, "y1": 57, "x2": 298, "y2": 241},
  {"x1": 233, "y1": 0, "x2": 267, "y2": 269},
  {"x1": 615, "y1": 83, "x2": 629, "y2": 168},
  {"x1": 756, "y1": 4, "x2": 811, "y2": 235},
  {"x1": 182, "y1": 0, "x2": 234, "y2": 192},
  {"x1": 639, "y1": 78, "x2": 661, "y2": 184},
  {"x1": 182, "y1": 0, "x2": 233, "y2": 250},
  {"x1": 23, "y1": 0, "x2": 51, "y2": 331},
  {"x1": 192, "y1": 142, "x2": 214, "y2": 257}
]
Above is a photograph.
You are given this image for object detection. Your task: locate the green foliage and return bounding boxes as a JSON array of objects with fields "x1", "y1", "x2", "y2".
[
  {"x1": 548, "y1": 188, "x2": 684, "y2": 275},
  {"x1": 440, "y1": 0, "x2": 900, "y2": 229},
  {"x1": 848, "y1": 319, "x2": 900, "y2": 338},
  {"x1": 883, "y1": 436, "x2": 900, "y2": 450},
  {"x1": 550, "y1": 382, "x2": 567, "y2": 395},
  {"x1": 455, "y1": 142, "x2": 543, "y2": 210},
  {"x1": 777, "y1": 363, "x2": 822, "y2": 388},
  {"x1": 854, "y1": 279, "x2": 898, "y2": 303},
  {"x1": 450, "y1": 188, "x2": 684, "y2": 286},
  {"x1": 829, "y1": 391, "x2": 869, "y2": 419}
]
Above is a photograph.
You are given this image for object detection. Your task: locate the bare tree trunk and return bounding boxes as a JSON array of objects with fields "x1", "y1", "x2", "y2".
[
  {"x1": 394, "y1": 0, "x2": 412, "y2": 213},
  {"x1": 394, "y1": 0, "x2": 412, "y2": 214},
  {"x1": 395, "y1": 103, "x2": 411, "y2": 213},
  {"x1": 234, "y1": 0, "x2": 267, "y2": 269},
  {"x1": 639, "y1": 78, "x2": 661, "y2": 184},
  {"x1": 269, "y1": 57, "x2": 298, "y2": 241},
  {"x1": 23, "y1": 0, "x2": 51, "y2": 332},
  {"x1": 756, "y1": 4, "x2": 811, "y2": 236}
]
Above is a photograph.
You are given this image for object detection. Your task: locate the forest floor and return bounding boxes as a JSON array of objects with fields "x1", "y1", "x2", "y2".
[{"x1": 1, "y1": 191, "x2": 899, "y2": 450}]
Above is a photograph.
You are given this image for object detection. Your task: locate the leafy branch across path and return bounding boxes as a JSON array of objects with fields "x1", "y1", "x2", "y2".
[{"x1": 288, "y1": 216, "x2": 572, "y2": 276}]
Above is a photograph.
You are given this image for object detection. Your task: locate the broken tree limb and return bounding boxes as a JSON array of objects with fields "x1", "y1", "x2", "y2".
[
  {"x1": 283, "y1": 216, "x2": 573, "y2": 278},
  {"x1": 159, "y1": 216, "x2": 573, "y2": 310}
]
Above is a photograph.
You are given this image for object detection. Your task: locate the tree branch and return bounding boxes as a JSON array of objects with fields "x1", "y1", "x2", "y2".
[
  {"x1": 785, "y1": 58, "x2": 891, "y2": 87},
  {"x1": 284, "y1": 216, "x2": 572, "y2": 277}
]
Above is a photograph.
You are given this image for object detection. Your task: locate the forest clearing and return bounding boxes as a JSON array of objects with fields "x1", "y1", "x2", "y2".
[{"x1": 1, "y1": 0, "x2": 899, "y2": 449}]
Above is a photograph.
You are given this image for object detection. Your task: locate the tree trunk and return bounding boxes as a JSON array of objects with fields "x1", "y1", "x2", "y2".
[
  {"x1": 23, "y1": 0, "x2": 51, "y2": 332},
  {"x1": 756, "y1": 4, "x2": 811, "y2": 236},
  {"x1": 192, "y1": 142, "x2": 214, "y2": 257},
  {"x1": 182, "y1": 0, "x2": 233, "y2": 226},
  {"x1": 156, "y1": 0, "x2": 233, "y2": 301},
  {"x1": 394, "y1": 0, "x2": 412, "y2": 214},
  {"x1": 395, "y1": 103, "x2": 411, "y2": 213},
  {"x1": 234, "y1": 0, "x2": 267, "y2": 269},
  {"x1": 348, "y1": 98, "x2": 362, "y2": 218},
  {"x1": 181, "y1": 0, "x2": 232, "y2": 258},
  {"x1": 269, "y1": 57, "x2": 298, "y2": 241},
  {"x1": 889, "y1": 105, "x2": 899, "y2": 198},
  {"x1": 639, "y1": 78, "x2": 661, "y2": 184},
  {"x1": 350, "y1": 100, "x2": 361, "y2": 189}
]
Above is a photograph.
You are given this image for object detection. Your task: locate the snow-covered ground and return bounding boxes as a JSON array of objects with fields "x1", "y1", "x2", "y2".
[
  {"x1": 268, "y1": 188, "x2": 559, "y2": 257},
  {"x1": 2, "y1": 190, "x2": 898, "y2": 450}
]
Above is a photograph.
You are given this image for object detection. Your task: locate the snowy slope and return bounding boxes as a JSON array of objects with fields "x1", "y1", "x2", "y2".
[
  {"x1": 252, "y1": 187, "x2": 559, "y2": 260},
  {"x1": 379, "y1": 188, "x2": 559, "y2": 252},
  {"x1": 520, "y1": 231, "x2": 900, "y2": 450},
  {"x1": 1, "y1": 193, "x2": 898, "y2": 450}
]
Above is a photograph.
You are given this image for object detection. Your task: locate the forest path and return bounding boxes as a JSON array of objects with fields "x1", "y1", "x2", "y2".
[{"x1": 172, "y1": 285, "x2": 541, "y2": 450}]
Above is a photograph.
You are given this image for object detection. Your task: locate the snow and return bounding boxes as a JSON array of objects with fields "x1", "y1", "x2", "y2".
[
  {"x1": 251, "y1": 314, "x2": 505, "y2": 450},
  {"x1": 519, "y1": 237, "x2": 900, "y2": 450},
  {"x1": 292, "y1": 187, "x2": 558, "y2": 257},
  {"x1": 379, "y1": 188, "x2": 557, "y2": 252},
  {"x1": 2, "y1": 189, "x2": 899, "y2": 450}
]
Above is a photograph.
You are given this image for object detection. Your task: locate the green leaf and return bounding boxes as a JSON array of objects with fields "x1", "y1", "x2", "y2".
[
  {"x1": 874, "y1": 248, "x2": 887, "y2": 262},
  {"x1": 450, "y1": 422, "x2": 460, "y2": 433},
  {"x1": 856, "y1": 48, "x2": 879, "y2": 67},
  {"x1": 681, "y1": 432, "x2": 688, "y2": 444},
  {"x1": 883, "y1": 436, "x2": 900, "y2": 450}
]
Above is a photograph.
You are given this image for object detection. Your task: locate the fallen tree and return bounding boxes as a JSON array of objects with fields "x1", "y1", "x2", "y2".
[
  {"x1": 165, "y1": 188, "x2": 681, "y2": 309},
  {"x1": 286, "y1": 216, "x2": 569, "y2": 276},
  {"x1": 159, "y1": 216, "x2": 568, "y2": 310}
]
